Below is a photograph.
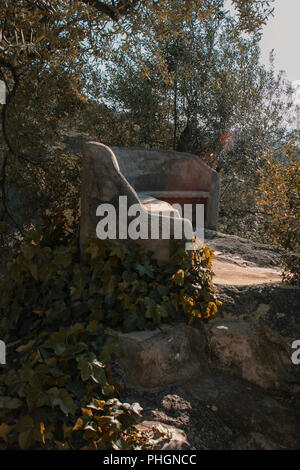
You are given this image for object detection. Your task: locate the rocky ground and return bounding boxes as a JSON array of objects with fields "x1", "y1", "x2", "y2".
[
  {"x1": 204, "y1": 228, "x2": 282, "y2": 268},
  {"x1": 113, "y1": 231, "x2": 300, "y2": 450}
]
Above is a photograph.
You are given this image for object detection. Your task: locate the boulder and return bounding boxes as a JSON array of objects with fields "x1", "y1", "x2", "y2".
[
  {"x1": 204, "y1": 228, "x2": 281, "y2": 267},
  {"x1": 118, "y1": 323, "x2": 208, "y2": 388},
  {"x1": 214, "y1": 283, "x2": 300, "y2": 339},
  {"x1": 204, "y1": 319, "x2": 297, "y2": 391}
]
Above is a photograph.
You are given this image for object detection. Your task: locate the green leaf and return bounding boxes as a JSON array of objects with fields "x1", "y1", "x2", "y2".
[
  {"x1": 77, "y1": 357, "x2": 92, "y2": 381},
  {"x1": 0, "y1": 396, "x2": 23, "y2": 409},
  {"x1": 16, "y1": 339, "x2": 35, "y2": 353},
  {"x1": 90, "y1": 359, "x2": 106, "y2": 385},
  {"x1": 28, "y1": 262, "x2": 39, "y2": 281},
  {"x1": 122, "y1": 271, "x2": 137, "y2": 282},
  {"x1": 47, "y1": 387, "x2": 76, "y2": 416},
  {"x1": 85, "y1": 244, "x2": 99, "y2": 259},
  {"x1": 0, "y1": 423, "x2": 14, "y2": 442},
  {"x1": 22, "y1": 245, "x2": 35, "y2": 261},
  {"x1": 52, "y1": 252, "x2": 72, "y2": 267},
  {"x1": 16, "y1": 416, "x2": 35, "y2": 450},
  {"x1": 135, "y1": 263, "x2": 154, "y2": 278}
]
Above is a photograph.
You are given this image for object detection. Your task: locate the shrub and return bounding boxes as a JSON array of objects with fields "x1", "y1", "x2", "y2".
[
  {"x1": 259, "y1": 136, "x2": 300, "y2": 285},
  {"x1": 0, "y1": 214, "x2": 220, "y2": 449}
]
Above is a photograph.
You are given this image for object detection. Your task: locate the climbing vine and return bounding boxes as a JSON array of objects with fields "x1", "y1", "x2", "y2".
[{"x1": 0, "y1": 214, "x2": 220, "y2": 449}]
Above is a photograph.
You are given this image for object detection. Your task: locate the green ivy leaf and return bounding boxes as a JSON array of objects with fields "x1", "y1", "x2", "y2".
[{"x1": 0, "y1": 396, "x2": 23, "y2": 409}]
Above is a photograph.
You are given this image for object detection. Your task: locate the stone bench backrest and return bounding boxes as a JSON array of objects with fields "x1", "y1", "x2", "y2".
[{"x1": 111, "y1": 147, "x2": 218, "y2": 194}]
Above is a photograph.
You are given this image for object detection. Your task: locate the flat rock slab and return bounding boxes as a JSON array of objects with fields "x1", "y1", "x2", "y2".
[
  {"x1": 204, "y1": 229, "x2": 281, "y2": 268},
  {"x1": 202, "y1": 229, "x2": 283, "y2": 286},
  {"x1": 212, "y1": 259, "x2": 282, "y2": 286}
]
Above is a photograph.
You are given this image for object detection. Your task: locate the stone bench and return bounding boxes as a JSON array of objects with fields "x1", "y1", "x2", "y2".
[{"x1": 80, "y1": 142, "x2": 220, "y2": 262}]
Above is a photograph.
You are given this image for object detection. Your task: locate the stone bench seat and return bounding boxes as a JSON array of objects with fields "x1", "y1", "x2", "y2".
[
  {"x1": 138, "y1": 190, "x2": 211, "y2": 225},
  {"x1": 137, "y1": 193, "x2": 182, "y2": 219}
]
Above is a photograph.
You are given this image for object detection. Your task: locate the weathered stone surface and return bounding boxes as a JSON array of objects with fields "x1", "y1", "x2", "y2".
[
  {"x1": 113, "y1": 308, "x2": 300, "y2": 449},
  {"x1": 204, "y1": 229, "x2": 300, "y2": 339},
  {"x1": 183, "y1": 372, "x2": 300, "y2": 449},
  {"x1": 204, "y1": 319, "x2": 295, "y2": 390},
  {"x1": 58, "y1": 132, "x2": 220, "y2": 231},
  {"x1": 214, "y1": 283, "x2": 300, "y2": 339},
  {"x1": 205, "y1": 229, "x2": 281, "y2": 267},
  {"x1": 80, "y1": 141, "x2": 143, "y2": 253},
  {"x1": 118, "y1": 323, "x2": 208, "y2": 388},
  {"x1": 212, "y1": 259, "x2": 282, "y2": 285}
]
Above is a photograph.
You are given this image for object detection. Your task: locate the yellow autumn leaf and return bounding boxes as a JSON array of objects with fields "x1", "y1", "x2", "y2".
[
  {"x1": 81, "y1": 407, "x2": 93, "y2": 418},
  {"x1": 0, "y1": 423, "x2": 14, "y2": 442},
  {"x1": 72, "y1": 417, "x2": 84, "y2": 431},
  {"x1": 16, "y1": 339, "x2": 35, "y2": 353},
  {"x1": 40, "y1": 422, "x2": 46, "y2": 445}
]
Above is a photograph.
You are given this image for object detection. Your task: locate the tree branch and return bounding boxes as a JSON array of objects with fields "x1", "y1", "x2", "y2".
[{"x1": 79, "y1": 0, "x2": 141, "y2": 20}]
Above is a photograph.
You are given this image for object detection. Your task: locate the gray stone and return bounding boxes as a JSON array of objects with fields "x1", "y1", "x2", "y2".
[
  {"x1": 204, "y1": 319, "x2": 296, "y2": 390},
  {"x1": 212, "y1": 259, "x2": 281, "y2": 286},
  {"x1": 214, "y1": 283, "x2": 300, "y2": 339},
  {"x1": 204, "y1": 228, "x2": 281, "y2": 267},
  {"x1": 179, "y1": 372, "x2": 300, "y2": 449},
  {"x1": 110, "y1": 230, "x2": 300, "y2": 449},
  {"x1": 118, "y1": 323, "x2": 208, "y2": 388}
]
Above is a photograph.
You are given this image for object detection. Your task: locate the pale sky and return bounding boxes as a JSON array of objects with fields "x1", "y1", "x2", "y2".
[
  {"x1": 260, "y1": 0, "x2": 300, "y2": 82},
  {"x1": 256, "y1": 0, "x2": 300, "y2": 104},
  {"x1": 226, "y1": 0, "x2": 300, "y2": 104}
]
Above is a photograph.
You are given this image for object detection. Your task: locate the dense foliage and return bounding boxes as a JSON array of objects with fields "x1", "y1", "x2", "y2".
[
  {"x1": 0, "y1": 214, "x2": 220, "y2": 449},
  {"x1": 259, "y1": 137, "x2": 300, "y2": 285},
  {"x1": 0, "y1": 0, "x2": 276, "y2": 231},
  {"x1": 84, "y1": 11, "x2": 296, "y2": 241}
]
